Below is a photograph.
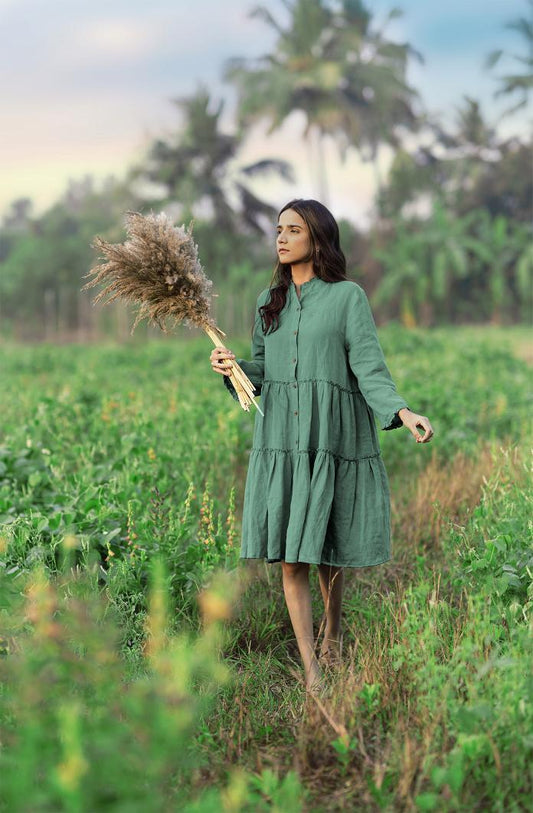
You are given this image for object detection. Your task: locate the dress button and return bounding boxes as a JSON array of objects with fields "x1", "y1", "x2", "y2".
[
  {"x1": 294, "y1": 411, "x2": 298, "y2": 416},
  {"x1": 292, "y1": 358, "x2": 296, "y2": 363},
  {"x1": 294, "y1": 331, "x2": 297, "y2": 335},
  {"x1": 293, "y1": 383, "x2": 297, "y2": 388}
]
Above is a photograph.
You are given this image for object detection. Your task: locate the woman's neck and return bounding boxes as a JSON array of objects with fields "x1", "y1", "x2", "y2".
[{"x1": 291, "y1": 261, "x2": 315, "y2": 287}]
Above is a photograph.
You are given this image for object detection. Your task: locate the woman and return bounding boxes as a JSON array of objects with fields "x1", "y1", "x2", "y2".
[{"x1": 210, "y1": 199, "x2": 433, "y2": 692}]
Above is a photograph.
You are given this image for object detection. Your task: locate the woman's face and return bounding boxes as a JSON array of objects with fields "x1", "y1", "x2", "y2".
[{"x1": 276, "y1": 208, "x2": 312, "y2": 266}]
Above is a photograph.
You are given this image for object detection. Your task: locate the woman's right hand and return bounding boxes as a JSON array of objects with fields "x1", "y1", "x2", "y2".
[{"x1": 210, "y1": 346, "x2": 236, "y2": 376}]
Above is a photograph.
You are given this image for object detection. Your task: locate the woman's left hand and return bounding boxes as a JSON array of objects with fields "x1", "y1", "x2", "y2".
[{"x1": 398, "y1": 408, "x2": 434, "y2": 443}]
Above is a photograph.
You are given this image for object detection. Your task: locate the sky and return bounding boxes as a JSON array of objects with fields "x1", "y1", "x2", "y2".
[{"x1": 1, "y1": 0, "x2": 530, "y2": 225}]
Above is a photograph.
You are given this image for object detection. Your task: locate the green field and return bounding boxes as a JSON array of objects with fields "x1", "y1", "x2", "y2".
[{"x1": 0, "y1": 326, "x2": 531, "y2": 811}]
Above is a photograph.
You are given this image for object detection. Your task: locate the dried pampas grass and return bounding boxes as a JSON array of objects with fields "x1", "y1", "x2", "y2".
[
  {"x1": 85, "y1": 211, "x2": 214, "y2": 332},
  {"x1": 84, "y1": 211, "x2": 262, "y2": 414}
]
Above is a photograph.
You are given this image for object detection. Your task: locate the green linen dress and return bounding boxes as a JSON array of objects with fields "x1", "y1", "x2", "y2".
[{"x1": 224, "y1": 277, "x2": 409, "y2": 567}]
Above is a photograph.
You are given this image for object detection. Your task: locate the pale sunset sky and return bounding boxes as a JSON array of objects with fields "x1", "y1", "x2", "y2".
[{"x1": 1, "y1": 0, "x2": 530, "y2": 225}]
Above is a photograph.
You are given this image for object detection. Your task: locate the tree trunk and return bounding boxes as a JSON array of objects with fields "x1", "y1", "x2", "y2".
[
  {"x1": 372, "y1": 146, "x2": 384, "y2": 219},
  {"x1": 44, "y1": 289, "x2": 57, "y2": 341},
  {"x1": 308, "y1": 126, "x2": 329, "y2": 205}
]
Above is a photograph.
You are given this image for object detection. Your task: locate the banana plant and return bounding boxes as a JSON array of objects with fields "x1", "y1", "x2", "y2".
[
  {"x1": 372, "y1": 204, "x2": 531, "y2": 324},
  {"x1": 469, "y1": 209, "x2": 533, "y2": 322}
]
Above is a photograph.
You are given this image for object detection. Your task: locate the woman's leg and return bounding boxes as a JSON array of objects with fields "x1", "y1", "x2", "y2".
[
  {"x1": 317, "y1": 565, "x2": 344, "y2": 661},
  {"x1": 280, "y1": 561, "x2": 322, "y2": 690}
]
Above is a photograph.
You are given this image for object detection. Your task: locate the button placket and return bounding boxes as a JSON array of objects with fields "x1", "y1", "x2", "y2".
[{"x1": 293, "y1": 293, "x2": 302, "y2": 445}]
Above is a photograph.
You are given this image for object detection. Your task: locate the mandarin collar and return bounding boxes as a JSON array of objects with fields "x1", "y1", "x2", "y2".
[
  {"x1": 289, "y1": 276, "x2": 324, "y2": 302},
  {"x1": 290, "y1": 276, "x2": 320, "y2": 289}
]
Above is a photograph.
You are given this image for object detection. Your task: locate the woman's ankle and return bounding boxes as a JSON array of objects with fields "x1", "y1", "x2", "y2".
[
  {"x1": 305, "y1": 665, "x2": 323, "y2": 692},
  {"x1": 319, "y1": 632, "x2": 343, "y2": 662}
]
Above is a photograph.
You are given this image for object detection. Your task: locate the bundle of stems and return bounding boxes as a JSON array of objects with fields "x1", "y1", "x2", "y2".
[{"x1": 84, "y1": 211, "x2": 262, "y2": 414}]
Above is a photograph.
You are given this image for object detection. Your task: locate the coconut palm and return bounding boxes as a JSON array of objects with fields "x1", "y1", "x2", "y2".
[
  {"x1": 2, "y1": 198, "x2": 33, "y2": 233},
  {"x1": 225, "y1": 0, "x2": 422, "y2": 204},
  {"x1": 381, "y1": 96, "x2": 504, "y2": 218},
  {"x1": 486, "y1": 0, "x2": 533, "y2": 116},
  {"x1": 133, "y1": 87, "x2": 293, "y2": 236},
  {"x1": 454, "y1": 96, "x2": 498, "y2": 149}
]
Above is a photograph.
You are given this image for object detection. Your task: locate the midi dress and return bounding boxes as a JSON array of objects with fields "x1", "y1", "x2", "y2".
[{"x1": 223, "y1": 277, "x2": 409, "y2": 567}]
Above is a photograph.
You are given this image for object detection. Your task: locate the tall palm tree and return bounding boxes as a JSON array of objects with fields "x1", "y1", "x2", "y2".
[
  {"x1": 454, "y1": 96, "x2": 497, "y2": 149},
  {"x1": 2, "y1": 198, "x2": 33, "y2": 233},
  {"x1": 225, "y1": 0, "x2": 422, "y2": 204},
  {"x1": 381, "y1": 96, "x2": 501, "y2": 218},
  {"x1": 486, "y1": 0, "x2": 533, "y2": 116},
  {"x1": 134, "y1": 87, "x2": 293, "y2": 235}
]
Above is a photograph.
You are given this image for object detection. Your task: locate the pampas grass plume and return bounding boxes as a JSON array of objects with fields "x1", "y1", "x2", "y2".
[
  {"x1": 84, "y1": 211, "x2": 262, "y2": 414},
  {"x1": 84, "y1": 211, "x2": 216, "y2": 333}
]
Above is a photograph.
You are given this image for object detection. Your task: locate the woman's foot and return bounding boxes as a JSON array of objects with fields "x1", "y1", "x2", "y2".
[
  {"x1": 306, "y1": 673, "x2": 328, "y2": 698},
  {"x1": 305, "y1": 662, "x2": 324, "y2": 694},
  {"x1": 319, "y1": 634, "x2": 343, "y2": 669}
]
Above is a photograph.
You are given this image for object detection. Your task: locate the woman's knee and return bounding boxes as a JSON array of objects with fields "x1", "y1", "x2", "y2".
[
  {"x1": 318, "y1": 563, "x2": 344, "y2": 583},
  {"x1": 281, "y1": 561, "x2": 309, "y2": 579}
]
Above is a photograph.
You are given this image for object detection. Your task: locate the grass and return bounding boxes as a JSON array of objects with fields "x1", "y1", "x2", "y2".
[
  {"x1": 201, "y1": 441, "x2": 530, "y2": 812},
  {"x1": 0, "y1": 325, "x2": 531, "y2": 811}
]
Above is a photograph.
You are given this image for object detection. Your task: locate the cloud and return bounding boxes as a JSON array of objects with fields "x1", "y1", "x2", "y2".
[{"x1": 63, "y1": 19, "x2": 161, "y2": 65}]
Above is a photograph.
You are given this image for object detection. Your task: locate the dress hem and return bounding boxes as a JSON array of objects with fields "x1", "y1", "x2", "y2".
[{"x1": 240, "y1": 554, "x2": 391, "y2": 568}]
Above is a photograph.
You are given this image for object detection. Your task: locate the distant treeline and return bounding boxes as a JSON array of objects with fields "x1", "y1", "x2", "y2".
[{"x1": 1, "y1": 0, "x2": 531, "y2": 339}]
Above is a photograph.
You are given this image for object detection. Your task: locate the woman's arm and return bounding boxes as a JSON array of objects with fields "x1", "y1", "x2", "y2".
[
  {"x1": 345, "y1": 284, "x2": 411, "y2": 431},
  {"x1": 210, "y1": 298, "x2": 266, "y2": 401}
]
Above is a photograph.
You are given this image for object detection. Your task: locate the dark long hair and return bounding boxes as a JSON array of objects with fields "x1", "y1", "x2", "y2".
[{"x1": 259, "y1": 199, "x2": 347, "y2": 334}]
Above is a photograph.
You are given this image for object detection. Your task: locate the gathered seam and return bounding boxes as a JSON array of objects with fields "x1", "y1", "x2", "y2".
[
  {"x1": 249, "y1": 447, "x2": 381, "y2": 464},
  {"x1": 263, "y1": 378, "x2": 360, "y2": 395}
]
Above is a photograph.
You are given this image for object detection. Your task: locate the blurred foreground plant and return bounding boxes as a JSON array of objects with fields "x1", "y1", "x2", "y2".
[{"x1": 0, "y1": 560, "x2": 303, "y2": 811}]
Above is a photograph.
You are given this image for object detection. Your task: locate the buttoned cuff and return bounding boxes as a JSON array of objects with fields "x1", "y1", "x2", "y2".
[{"x1": 382, "y1": 408, "x2": 408, "y2": 431}]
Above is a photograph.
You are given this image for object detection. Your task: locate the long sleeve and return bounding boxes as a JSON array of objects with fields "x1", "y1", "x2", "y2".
[
  {"x1": 223, "y1": 295, "x2": 266, "y2": 402},
  {"x1": 345, "y1": 284, "x2": 408, "y2": 430}
]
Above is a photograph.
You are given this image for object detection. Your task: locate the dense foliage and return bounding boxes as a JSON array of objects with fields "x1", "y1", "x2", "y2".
[{"x1": 0, "y1": 327, "x2": 531, "y2": 810}]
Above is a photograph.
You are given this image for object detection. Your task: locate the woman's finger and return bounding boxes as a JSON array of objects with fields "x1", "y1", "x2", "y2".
[
  {"x1": 210, "y1": 346, "x2": 235, "y2": 376},
  {"x1": 402, "y1": 413, "x2": 434, "y2": 443},
  {"x1": 210, "y1": 346, "x2": 225, "y2": 361},
  {"x1": 210, "y1": 347, "x2": 235, "y2": 363},
  {"x1": 415, "y1": 418, "x2": 434, "y2": 443},
  {"x1": 211, "y1": 346, "x2": 234, "y2": 358},
  {"x1": 211, "y1": 362, "x2": 233, "y2": 376}
]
